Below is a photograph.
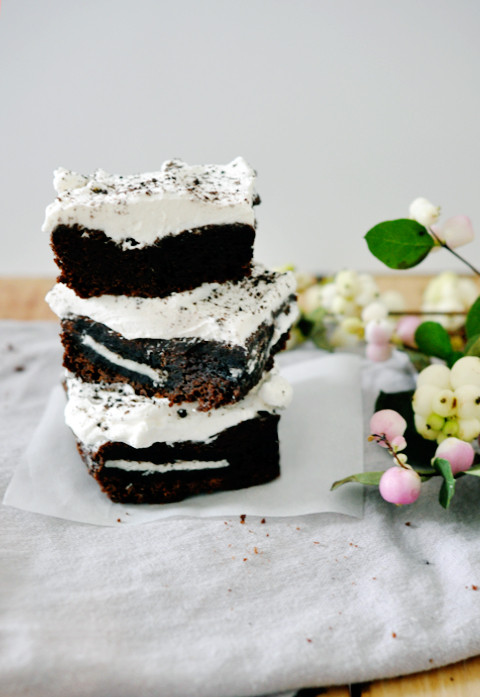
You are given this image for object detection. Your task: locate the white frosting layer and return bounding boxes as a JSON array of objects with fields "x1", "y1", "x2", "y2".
[
  {"x1": 46, "y1": 263, "x2": 298, "y2": 345},
  {"x1": 65, "y1": 368, "x2": 293, "y2": 451},
  {"x1": 43, "y1": 158, "x2": 257, "y2": 248},
  {"x1": 104, "y1": 459, "x2": 229, "y2": 473}
]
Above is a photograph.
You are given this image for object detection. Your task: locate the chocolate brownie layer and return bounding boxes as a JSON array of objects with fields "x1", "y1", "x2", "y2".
[
  {"x1": 60, "y1": 309, "x2": 291, "y2": 409},
  {"x1": 51, "y1": 222, "x2": 255, "y2": 298},
  {"x1": 77, "y1": 412, "x2": 280, "y2": 504}
]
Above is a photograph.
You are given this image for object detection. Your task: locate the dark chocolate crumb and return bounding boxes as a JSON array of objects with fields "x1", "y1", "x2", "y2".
[
  {"x1": 240, "y1": 514, "x2": 246, "y2": 524},
  {"x1": 14, "y1": 365, "x2": 25, "y2": 372}
]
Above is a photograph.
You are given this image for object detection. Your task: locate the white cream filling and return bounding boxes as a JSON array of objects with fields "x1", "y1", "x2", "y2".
[
  {"x1": 65, "y1": 367, "x2": 292, "y2": 451},
  {"x1": 46, "y1": 263, "x2": 297, "y2": 345},
  {"x1": 104, "y1": 459, "x2": 229, "y2": 473},
  {"x1": 82, "y1": 334, "x2": 167, "y2": 384},
  {"x1": 42, "y1": 158, "x2": 257, "y2": 248}
]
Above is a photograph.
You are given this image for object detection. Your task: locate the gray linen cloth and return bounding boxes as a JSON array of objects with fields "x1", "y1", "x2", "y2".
[{"x1": 2, "y1": 321, "x2": 480, "y2": 697}]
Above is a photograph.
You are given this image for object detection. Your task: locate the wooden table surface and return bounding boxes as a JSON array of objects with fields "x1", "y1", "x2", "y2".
[{"x1": 2, "y1": 275, "x2": 480, "y2": 697}]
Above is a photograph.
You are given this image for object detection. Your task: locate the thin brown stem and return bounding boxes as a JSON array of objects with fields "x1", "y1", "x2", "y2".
[
  {"x1": 429, "y1": 228, "x2": 480, "y2": 277},
  {"x1": 388, "y1": 310, "x2": 467, "y2": 316},
  {"x1": 370, "y1": 433, "x2": 408, "y2": 468}
]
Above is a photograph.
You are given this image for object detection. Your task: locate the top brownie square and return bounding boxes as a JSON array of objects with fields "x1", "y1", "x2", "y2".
[{"x1": 43, "y1": 158, "x2": 258, "y2": 298}]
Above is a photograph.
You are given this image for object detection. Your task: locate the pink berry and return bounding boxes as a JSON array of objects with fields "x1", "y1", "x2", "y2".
[
  {"x1": 432, "y1": 215, "x2": 474, "y2": 249},
  {"x1": 379, "y1": 466, "x2": 421, "y2": 504},
  {"x1": 434, "y1": 437, "x2": 475, "y2": 475},
  {"x1": 391, "y1": 435, "x2": 407, "y2": 452},
  {"x1": 366, "y1": 342, "x2": 393, "y2": 362},
  {"x1": 370, "y1": 409, "x2": 407, "y2": 447},
  {"x1": 396, "y1": 315, "x2": 421, "y2": 348},
  {"x1": 365, "y1": 320, "x2": 393, "y2": 344}
]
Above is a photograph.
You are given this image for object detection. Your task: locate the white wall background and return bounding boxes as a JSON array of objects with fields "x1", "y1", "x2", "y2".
[{"x1": 1, "y1": 0, "x2": 480, "y2": 277}]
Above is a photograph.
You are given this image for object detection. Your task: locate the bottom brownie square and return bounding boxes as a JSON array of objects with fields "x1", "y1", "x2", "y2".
[
  {"x1": 64, "y1": 369, "x2": 292, "y2": 504},
  {"x1": 77, "y1": 412, "x2": 281, "y2": 504}
]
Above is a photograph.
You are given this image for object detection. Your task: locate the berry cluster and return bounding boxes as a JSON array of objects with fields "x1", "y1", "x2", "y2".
[
  {"x1": 364, "y1": 307, "x2": 395, "y2": 362},
  {"x1": 369, "y1": 409, "x2": 421, "y2": 504},
  {"x1": 370, "y1": 409, "x2": 475, "y2": 505},
  {"x1": 297, "y1": 269, "x2": 404, "y2": 352},
  {"x1": 412, "y1": 356, "x2": 480, "y2": 443},
  {"x1": 421, "y1": 271, "x2": 477, "y2": 332}
]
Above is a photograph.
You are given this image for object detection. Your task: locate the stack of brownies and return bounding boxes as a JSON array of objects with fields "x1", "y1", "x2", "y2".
[{"x1": 44, "y1": 157, "x2": 297, "y2": 504}]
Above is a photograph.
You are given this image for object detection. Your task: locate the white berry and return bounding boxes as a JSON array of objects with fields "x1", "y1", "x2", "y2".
[
  {"x1": 412, "y1": 385, "x2": 442, "y2": 417},
  {"x1": 457, "y1": 418, "x2": 480, "y2": 442},
  {"x1": 362, "y1": 301, "x2": 388, "y2": 323},
  {"x1": 455, "y1": 384, "x2": 480, "y2": 420},
  {"x1": 335, "y1": 270, "x2": 361, "y2": 300},
  {"x1": 409, "y1": 197, "x2": 441, "y2": 227},
  {"x1": 431, "y1": 389, "x2": 456, "y2": 418},
  {"x1": 414, "y1": 414, "x2": 441, "y2": 441},
  {"x1": 450, "y1": 356, "x2": 480, "y2": 390},
  {"x1": 416, "y1": 364, "x2": 451, "y2": 390}
]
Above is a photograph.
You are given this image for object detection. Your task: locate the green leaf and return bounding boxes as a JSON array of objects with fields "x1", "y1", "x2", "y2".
[
  {"x1": 466, "y1": 297, "x2": 480, "y2": 340},
  {"x1": 432, "y1": 457, "x2": 456, "y2": 509},
  {"x1": 365, "y1": 219, "x2": 435, "y2": 270},
  {"x1": 465, "y1": 334, "x2": 480, "y2": 357},
  {"x1": 297, "y1": 306, "x2": 333, "y2": 351},
  {"x1": 375, "y1": 390, "x2": 437, "y2": 469},
  {"x1": 414, "y1": 321, "x2": 453, "y2": 361},
  {"x1": 414, "y1": 467, "x2": 438, "y2": 478},
  {"x1": 331, "y1": 471, "x2": 383, "y2": 490},
  {"x1": 304, "y1": 306, "x2": 327, "y2": 325},
  {"x1": 464, "y1": 464, "x2": 480, "y2": 477},
  {"x1": 310, "y1": 326, "x2": 333, "y2": 351}
]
